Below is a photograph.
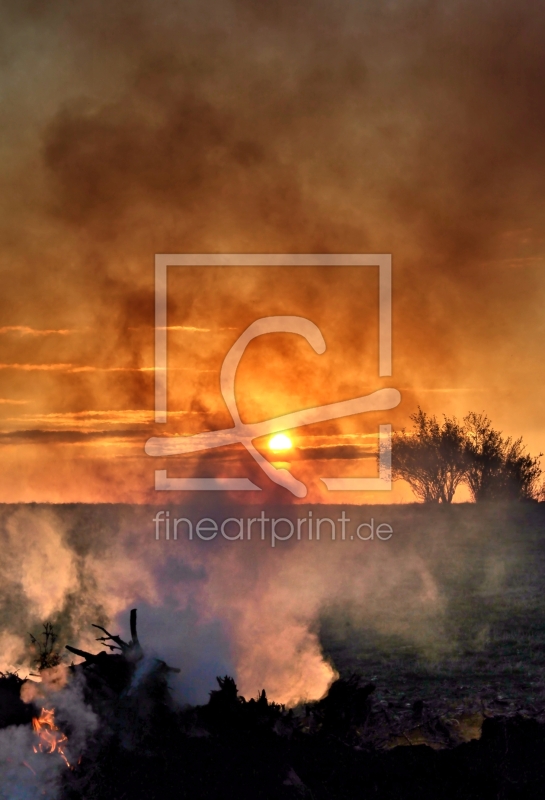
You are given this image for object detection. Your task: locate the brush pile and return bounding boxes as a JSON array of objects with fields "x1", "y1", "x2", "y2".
[{"x1": 1, "y1": 610, "x2": 545, "y2": 799}]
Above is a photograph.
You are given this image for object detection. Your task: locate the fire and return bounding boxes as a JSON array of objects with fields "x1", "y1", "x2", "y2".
[{"x1": 32, "y1": 707, "x2": 71, "y2": 768}]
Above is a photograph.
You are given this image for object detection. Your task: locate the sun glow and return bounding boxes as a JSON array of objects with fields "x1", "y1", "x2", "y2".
[{"x1": 269, "y1": 433, "x2": 293, "y2": 452}]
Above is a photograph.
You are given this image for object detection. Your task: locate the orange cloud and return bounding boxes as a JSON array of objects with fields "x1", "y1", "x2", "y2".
[{"x1": 0, "y1": 326, "x2": 76, "y2": 336}]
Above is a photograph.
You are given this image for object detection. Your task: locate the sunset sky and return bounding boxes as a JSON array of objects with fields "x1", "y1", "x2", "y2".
[{"x1": 1, "y1": 0, "x2": 545, "y2": 503}]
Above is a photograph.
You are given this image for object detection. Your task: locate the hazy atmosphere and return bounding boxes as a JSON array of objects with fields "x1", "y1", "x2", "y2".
[
  {"x1": 1, "y1": 0, "x2": 545, "y2": 501},
  {"x1": 2, "y1": 2, "x2": 545, "y2": 798}
]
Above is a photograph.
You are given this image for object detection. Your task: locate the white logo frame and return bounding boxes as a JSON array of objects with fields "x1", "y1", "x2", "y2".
[{"x1": 147, "y1": 254, "x2": 398, "y2": 495}]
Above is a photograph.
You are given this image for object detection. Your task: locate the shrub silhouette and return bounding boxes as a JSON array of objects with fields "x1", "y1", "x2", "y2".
[
  {"x1": 30, "y1": 622, "x2": 62, "y2": 670},
  {"x1": 393, "y1": 407, "x2": 543, "y2": 503},
  {"x1": 392, "y1": 408, "x2": 468, "y2": 503},
  {"x1": 463, "y1": 411, "x2": 542, "y2": 501}
]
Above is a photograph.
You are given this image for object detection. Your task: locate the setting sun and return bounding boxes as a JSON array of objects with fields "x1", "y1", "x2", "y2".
[{"x1": 268, "y1": 433, "x2": 293, "y2": 452}]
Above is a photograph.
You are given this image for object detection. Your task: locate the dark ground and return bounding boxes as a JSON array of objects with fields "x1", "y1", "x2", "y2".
[
  {"x1": 2, "y1": 501, "x2": 545, "y2": 797},
  {"x1": 320, "y1": 503, "x2": 545, "y2": 734}
]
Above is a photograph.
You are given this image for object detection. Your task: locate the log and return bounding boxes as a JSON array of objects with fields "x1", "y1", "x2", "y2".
[
  {"x1": 130, "y1": 608, "x2": 139, "y2": 647},
  {"x1": 66, "y1": 645, "x2": 102, "y2": 663}
]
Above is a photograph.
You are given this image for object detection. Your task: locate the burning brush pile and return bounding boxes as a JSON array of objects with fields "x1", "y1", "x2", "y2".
[{"x1": 0, "y1": 612, "x2": 545, "y2": 799}]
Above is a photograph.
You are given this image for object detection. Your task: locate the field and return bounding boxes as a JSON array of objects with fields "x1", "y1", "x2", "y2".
[{"x1": 320, "y1": 503, "x2": 545, "y2": 735}]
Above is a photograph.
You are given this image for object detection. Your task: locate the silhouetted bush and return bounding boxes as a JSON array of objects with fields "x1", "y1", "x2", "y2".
[{"x1": 393, "y1": 407, "x2": 543, "y2": 503}]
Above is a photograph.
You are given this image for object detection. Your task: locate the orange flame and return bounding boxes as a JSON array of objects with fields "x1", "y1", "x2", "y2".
[{"x1": 31, "y1": 707, "x2": 71, "y2": 768}]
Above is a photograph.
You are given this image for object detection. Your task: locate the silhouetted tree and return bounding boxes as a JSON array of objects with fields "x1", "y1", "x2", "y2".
[
  {"x1": 392, "y1": 408, "x2": 468, "y2": 503},
  {"x1": 462, "y1": 412, "x2": 505, "y2": 501},
  {"x1": 497, "y1": 437, "x2": 542, "y2": 501},
  {"x1": 394, "y1": 408, "x2": 543, "y2": 504},
  {"x1": 463, "y1": 411, "x2": 542, "y2": 501},
  {"x1": 30, "y1": 622, "x2": 62, "y2": 670}
]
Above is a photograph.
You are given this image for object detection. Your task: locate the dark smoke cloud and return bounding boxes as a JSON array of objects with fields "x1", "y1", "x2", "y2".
[{"x1": 1, "y1": 0, "x2": 544, "y2": 444}]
